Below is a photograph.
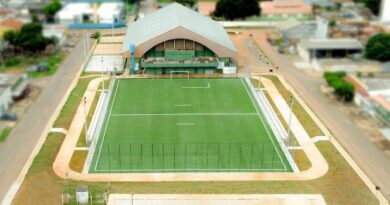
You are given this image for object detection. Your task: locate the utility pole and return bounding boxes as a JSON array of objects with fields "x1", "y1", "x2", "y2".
[
  {"x1": 111, "y1": 22, "x2": 115, "y2": 37},
  {"x1": 101, "y1": 57, "x2": 105, "y2": 92},
  {"x1": 83, "y1": 31, "x2": 86, "y2": 57},
  {"x1": 83, "y1": 97, "x2": 89, "y2": 146},
  {"x1": 287, "y1": 96, "x2": 294, "y2": 146}
]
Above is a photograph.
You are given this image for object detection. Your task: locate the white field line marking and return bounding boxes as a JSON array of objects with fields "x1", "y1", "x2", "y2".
[
  {"x1": 110, "y1": 113, "x2": 258, "y2": 116},
  {"x1": 94, "y1": 168, "x2": 287, "y2": 172},
  {"x1": 182, "y1": 82, "x2": 210, "y2": 89},
  {"x1": 94, "y1": 80, "x2": 120, "y2": 171},
  {"x1": 176, "y1": 123, "x2": 195, "y2": 126},
  {"x1": 241, "y1": 79, "x2": 287, "y2": 171},
  {"x1": 175, "y1": 104, "x2": 192, "y2": 107}
]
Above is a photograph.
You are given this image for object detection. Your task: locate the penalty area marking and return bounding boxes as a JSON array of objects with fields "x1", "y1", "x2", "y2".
[
  {"x1": 176, "y1": 123, "x2": 195, "y2": 126},
  {"x1": 175, "y1": 104, "x2": 192, "y2": 107},
  {"x1": 182, "y1": 82, "x2": 210, "y2": 89}
]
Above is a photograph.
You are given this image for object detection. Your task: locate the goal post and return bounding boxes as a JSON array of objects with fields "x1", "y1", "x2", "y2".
[{"x1": 170, "y1": 70, "x2": 190, "y2": 79}]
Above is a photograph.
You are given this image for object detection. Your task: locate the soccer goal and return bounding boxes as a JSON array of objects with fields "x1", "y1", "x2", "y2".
[{"x1": 170, "y1": 70, "x2": 190, "y2": 79}]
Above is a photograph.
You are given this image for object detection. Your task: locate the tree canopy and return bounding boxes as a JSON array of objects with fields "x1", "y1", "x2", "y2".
[
  {"x1": 214, "y1": 0, "x2": 260, "y2": 20},
  {"x1": 173, "y1": 0, "x2": 197, "y2": 7},
  {"x1": 43, "y1": 0, "x2": 62, "y2": 22},
  {"x1": 3, "y1": 23, "x2": 55, "y2": 53},
  {"x1": 365, "y1": 33, "x2": 390, "y2": 62},
  {"x1": 358, "y1": 0, "x2": 380, "y2": 15}
]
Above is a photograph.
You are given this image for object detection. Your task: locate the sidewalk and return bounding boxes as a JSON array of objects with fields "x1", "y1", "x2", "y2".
[{"x1": 52, "y1": 76, "x2": 329, "y2": 182}]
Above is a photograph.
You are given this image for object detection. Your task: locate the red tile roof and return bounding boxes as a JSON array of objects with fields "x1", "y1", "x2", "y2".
[
  {"x1": 0, "y1": 19, "x2": 23, "y2": 30},
  {"x1": 260, "y1": 1, "x2": 312, "y2": 15},
  {"x1": 372, "y1": 95, "x2": 390, "y2": 112}
]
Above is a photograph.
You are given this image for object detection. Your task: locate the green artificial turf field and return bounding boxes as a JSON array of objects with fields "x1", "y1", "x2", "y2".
[{"x1": 90, "y1": 78, "x2": 292, "y2": 173}]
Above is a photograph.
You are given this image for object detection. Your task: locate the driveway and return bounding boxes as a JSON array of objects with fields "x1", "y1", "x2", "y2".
[{"x1": 0, "y1": 36, "x2": 92, "y2": 203}]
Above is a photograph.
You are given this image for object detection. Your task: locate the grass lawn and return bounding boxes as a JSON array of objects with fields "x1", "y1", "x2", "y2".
[
  {"x1": 0, "y1": 126, "x2": 12, "y2": 142},
  {"x1": 13, "y1": 76, "x2": 378, "y2": 205},
  {"x1": 90, "y1": 78, "x2": 291, "y2": 173},
  {"x1": 0, "y1": 54, "x2": 64, "y2": 78}
]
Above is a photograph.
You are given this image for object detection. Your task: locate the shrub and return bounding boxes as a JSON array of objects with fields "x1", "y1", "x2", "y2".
[
  {"x1": 323, "y1": 71, "x2": 354, "y2": 102},
  {"x1": 5, "y1": 57, "x2": 20, "y2": 67},
  {"x1": 91, "y1": 32, "x2": 101, "y2": 40}
]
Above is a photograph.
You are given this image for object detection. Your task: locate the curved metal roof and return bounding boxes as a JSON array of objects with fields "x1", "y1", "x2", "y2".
[{"x1": 122, "y1": 3, "x2": 237, "y2": 58}]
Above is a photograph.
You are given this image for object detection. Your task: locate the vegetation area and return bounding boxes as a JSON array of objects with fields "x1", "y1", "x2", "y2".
[
  {"x1": 0, "y1": 54, "x2": 64, "y2": 78},
  {"x1": 12, "y1": 74, "x2": 377, "y2": 205},
  {"x1": 324, "y1": 72, "x2": 355, "y2": 102},
  {"x1": 0, "y1": 126, "x2": 12, "y2": 142},
  {"x1": 43, "y1": 0, "x2": 62, "y2": 22},
  {"x1": 213, "y1": 0, "x2": 260, "y2": 20},
  {"x1": 91, "y1": 31, "x2": 101, "y2": 40},
  {"x1": 365, "y1": 33, "x2": 390, "y2": 62},
  {"x1": 357, "y1": 0, "x2": 380, "y2": 15},
  {"x1": 3, "y1": 23, "x2": 57, "y2": 54},
  {"x1": 70, "y1": 151, "x2": 87, "y2": 173}
]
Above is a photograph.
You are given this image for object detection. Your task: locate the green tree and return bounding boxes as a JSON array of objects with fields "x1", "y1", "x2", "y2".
[
  {"x1": 3, "y1": 30, "x2": 17, "y2": 45},
  {"x1": 214, "y1": 0, "x2": 260, "y2": 20},
  {"x1": 365, "y1": 33, "x2": 390, "y2": 62},
  {"x1": 173, "y1": 0, "x2": 198, "y2": 7},
  {"x1": 44, "y1": 0, "x2": 62, "y2": 22},
  {"x1": 91, "y1": 31, "x2": 101, "y2": 40},
  {"x1": 358, "y1": 0, "x2": 380, "y2": 15},
  {"x1": 2, "y1": 23, "x2": 53, "y2": 53}
]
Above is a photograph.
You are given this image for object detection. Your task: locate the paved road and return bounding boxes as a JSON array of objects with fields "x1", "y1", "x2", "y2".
[
  {"x1": 250, "y1": 31, "x2": 390, "y2": 198},
  {"x1": 0, "y1": 37, "x2": 91, "y2": 203}
]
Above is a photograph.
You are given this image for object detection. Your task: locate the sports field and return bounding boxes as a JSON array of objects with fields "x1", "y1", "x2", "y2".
[{"x1": 90, "y1": 78, "x2": 292, "y2": 173}]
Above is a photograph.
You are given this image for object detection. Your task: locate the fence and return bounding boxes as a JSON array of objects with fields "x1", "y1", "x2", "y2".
[
  {"x1": 92, "y1": 142, "x2": 288, "y2": 173},
  {"x1": 83, "y1": 79, "x2": 116, "y2": 173},
  {"x1": 244, "y1": 78, "x2": 299, "y2": 172}
]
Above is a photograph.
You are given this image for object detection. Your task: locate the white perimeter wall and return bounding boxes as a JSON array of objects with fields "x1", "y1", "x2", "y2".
[{"x1": 381, "y1": 0, "x2": 390, "y2": 22}]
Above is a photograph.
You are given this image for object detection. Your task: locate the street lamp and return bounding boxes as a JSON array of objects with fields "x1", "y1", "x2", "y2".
[
  {"x1": 101, "y1": 57, "x2": 105, "y2": 92},
  {"x1": 83, "y1": 97, "x2": 89, "y2": 146}
]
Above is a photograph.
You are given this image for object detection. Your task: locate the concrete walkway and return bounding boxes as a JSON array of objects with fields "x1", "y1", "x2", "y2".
[
  {"x1": 107, "y1": 194, "x2": 327, "y2": 205},
  {"x1": 52, "y1": 76, "x2": 329, "y2": 182}
]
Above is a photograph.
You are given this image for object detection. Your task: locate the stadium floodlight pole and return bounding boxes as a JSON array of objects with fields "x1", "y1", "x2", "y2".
[
  {"x1": 83, "y1": 31, "x2": 86, "y2": 57},
  {"x1": 111, "y1": 21, "x2": 115, "y2": 37},
  {"x1": 86, "y1": 31, "x2": 90, "y2": 50},
  {"x1": 287, "y1": 96, "x2": 294, "y2": 146},
  {"x1": 83, "y1": 97, "x2": 89, "y2": 146},
  {"x1": 101, "y1": 57, "x2": 105, "y2": 92}
]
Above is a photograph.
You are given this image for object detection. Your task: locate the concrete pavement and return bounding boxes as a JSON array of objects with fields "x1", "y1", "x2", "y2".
[
  {"x1": 0, "y1": 37, "x2": 92, "y2": 203},
  {"x1": 250, "y1": 30, "x2": 390, "y2": 198}
]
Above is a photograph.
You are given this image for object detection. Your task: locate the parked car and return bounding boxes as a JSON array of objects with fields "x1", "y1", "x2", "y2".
[
  {"x1": 37, "y1": 62, "x2": 48, "y2": 72},
  {"x1": 1, "y1": 113, "x2": 17, "y2": 121},
  {"x1": 26, "y1": 65, "x2": 38, "y2": 72}
]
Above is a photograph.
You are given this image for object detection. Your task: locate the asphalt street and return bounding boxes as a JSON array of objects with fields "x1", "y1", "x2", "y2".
[
  {"x1": 252, "y1": 32, "x2": 390, "y2": 198},
  {"x1": 0, "y1": 37, "x2": 91, "y2": 203}
]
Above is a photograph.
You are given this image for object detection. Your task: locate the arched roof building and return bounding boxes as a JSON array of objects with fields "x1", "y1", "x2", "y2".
[{"x1": 122, "y1": 3, "x2": 237, "y2": 74}]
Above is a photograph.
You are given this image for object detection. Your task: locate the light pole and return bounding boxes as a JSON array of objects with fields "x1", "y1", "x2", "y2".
[
  {"x1": 287, "y1": 96, "x2": 295, "y2": 160},
  {"x1": 83, "y1": 97, "x2": 89, "y2": 146},
  {"x1": 83, "y1": 31, "x2": 86, "y2": 57},
  {"x1": 86, "y1": 31, "x2": 90, "y2": 50},
  {"x1": 111, "y1": 21, "x2": 115, "y2": 38},
  {"x1": 101, "y1": 57, "x2": 105, "y2": 92}
]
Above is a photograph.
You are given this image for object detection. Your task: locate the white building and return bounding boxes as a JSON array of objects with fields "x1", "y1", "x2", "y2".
[
  {"x1": 55, "y1": 3, "x2": 92, "y2": 24},
  {"x1": 381, "y1": 0, "x2": 390, "y2": 22},
  {"x1": 0, "y1": 87, "x2": 12, "y2": 115},
  {"x1": 97, "y1": 2, "x2": 124, "y2": 24}
]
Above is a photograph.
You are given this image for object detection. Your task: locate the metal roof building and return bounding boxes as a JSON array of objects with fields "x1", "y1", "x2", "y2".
[
  {"x1": 299, "y1": 39, "x2": 363, "y2": 50},
  {"x1": 121, "y1": 3, "x2": 237, "y2": 74}
]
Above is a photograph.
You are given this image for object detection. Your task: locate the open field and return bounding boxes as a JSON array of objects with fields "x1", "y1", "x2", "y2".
[{"x1": 90, "y1": 78, "x2": 292, "y2": 173}]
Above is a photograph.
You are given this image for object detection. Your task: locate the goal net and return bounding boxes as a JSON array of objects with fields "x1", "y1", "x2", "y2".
[{"x1": 170, "y1": 71, "x2": 189, "y2": 79}]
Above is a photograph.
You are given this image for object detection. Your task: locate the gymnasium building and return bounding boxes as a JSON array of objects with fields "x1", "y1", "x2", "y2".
[{"x1": 122, "y1": 3, "x2": 237, "y2": 75}]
